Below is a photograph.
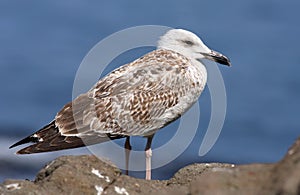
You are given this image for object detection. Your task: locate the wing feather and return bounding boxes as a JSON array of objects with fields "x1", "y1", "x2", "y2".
[{"x1": 11, "y1": 49, "x2": 195, "y2": 153}]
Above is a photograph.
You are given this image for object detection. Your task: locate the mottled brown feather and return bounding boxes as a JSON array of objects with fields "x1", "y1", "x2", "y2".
[{"x1": 11, "y1": 49, "x2": 206, "y2": 154}]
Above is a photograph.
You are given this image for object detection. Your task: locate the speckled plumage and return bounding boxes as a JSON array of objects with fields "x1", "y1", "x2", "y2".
[
  {"x1": 10, "y1": 29, "x2": 230, "y2": 156},
  {"x1": 57, "y1": 49, "x2": 206, "y2": 139}
]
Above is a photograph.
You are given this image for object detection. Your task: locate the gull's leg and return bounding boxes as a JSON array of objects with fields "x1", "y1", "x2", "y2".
[
  {"x1": 145, "y1": 135, "x2": 154, "y2": 180},
  {"x1": 124, "y1": 136, "x2": 132, "y2": 175}
]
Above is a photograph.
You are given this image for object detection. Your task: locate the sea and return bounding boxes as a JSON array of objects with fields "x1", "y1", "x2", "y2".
[{"x1": 0, "y1": 0, "x2": 299, "y2": 182}]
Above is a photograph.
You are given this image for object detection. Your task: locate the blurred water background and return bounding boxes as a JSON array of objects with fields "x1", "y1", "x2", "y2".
[{"x1": 0, "y1": 0, "x2": 299, "y2": 181}]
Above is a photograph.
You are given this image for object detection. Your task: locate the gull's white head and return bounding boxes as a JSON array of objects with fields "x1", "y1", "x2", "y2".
[{"x1": 158, "y1": 29, "x2": 231, "y2": 66}]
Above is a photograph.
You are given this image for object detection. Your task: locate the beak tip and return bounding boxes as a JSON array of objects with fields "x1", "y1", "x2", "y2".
[
  {"x1": 226, "y1": 61, "x2": 232, "y2": 67},
  {"x1": 200, "y1": 50, "x2": 231, "y2": 67}
]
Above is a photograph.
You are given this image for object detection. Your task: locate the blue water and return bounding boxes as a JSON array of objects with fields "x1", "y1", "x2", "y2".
[{"x1": 1, "y1": 0, "x2": 300, "y2": 182}]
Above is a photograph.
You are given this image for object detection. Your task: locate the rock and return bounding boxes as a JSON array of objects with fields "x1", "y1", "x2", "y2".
[
  {"x1": 1, "y1": 137, "x2": 300, "y2": 195},
  {"x1": 188, "y1": 137, "x2": 300, "y2": 195},
  {"x1": 1, "y1": 155, "x2": 122, "y2": 195}
]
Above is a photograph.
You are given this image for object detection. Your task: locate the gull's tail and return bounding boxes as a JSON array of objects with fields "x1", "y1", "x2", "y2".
[
  {"x1": 9, "y1": 121, "x2": 87, "y2": 154},
  {"x1": 9, "y1": 120, "x2": 120, "y2": 154}
]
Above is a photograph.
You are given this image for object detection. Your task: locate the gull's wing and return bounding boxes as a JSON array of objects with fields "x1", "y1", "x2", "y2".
[{"x1": 10, "y1": 49, "x2": 192, "y2": 154}]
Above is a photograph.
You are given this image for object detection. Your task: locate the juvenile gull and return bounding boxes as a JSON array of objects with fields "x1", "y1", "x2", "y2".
[{"x1": 10, "y1": 29, "x2": 230, "y2": 180}]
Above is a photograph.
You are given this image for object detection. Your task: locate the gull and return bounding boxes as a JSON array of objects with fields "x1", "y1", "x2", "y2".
[{"x1": 10, "y1": 29, "x2": 231, "y2": 180}]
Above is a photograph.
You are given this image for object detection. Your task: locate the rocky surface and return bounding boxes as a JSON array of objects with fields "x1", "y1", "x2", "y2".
[{"x1": 1, "y1": 137, "x2": 300, "y2": 195}]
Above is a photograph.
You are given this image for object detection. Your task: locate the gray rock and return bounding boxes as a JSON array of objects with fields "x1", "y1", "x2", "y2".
[{"x1": 1, "y1": 137, "x2": 300, "y2": 195}]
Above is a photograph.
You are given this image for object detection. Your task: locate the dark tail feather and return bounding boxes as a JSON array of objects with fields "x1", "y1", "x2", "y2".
[
  {"x1": 15, "y1": 136, "x2": 86, "y2": 154},
  {"x1": 10, "y1": 121, "x2": 86, "y2": 154},
  {"x1": 10, "y1": 121, "x2": 57, "y2": 149},
  {"x1": 9, "y1": 136, "x2": 37, "y2": 149},
  {"x1": 10, "y1": 120, "x2": 124, "y2": 154}
]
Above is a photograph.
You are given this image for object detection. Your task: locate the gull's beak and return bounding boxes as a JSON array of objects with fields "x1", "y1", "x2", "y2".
[{"x1": 200, "y1": 50, "x2": 231, "y2": 66}]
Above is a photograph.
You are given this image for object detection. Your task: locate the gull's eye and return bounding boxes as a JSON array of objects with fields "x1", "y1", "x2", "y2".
[{"x1": 182, "y1": 40, "x2": 195, "y2": 46}]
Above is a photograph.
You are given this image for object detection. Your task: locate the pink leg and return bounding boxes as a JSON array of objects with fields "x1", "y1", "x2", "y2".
[
  {"x1": 145, "y1": 147, "x2": 152, "y2": 180},
  {"x1": 145, "y1": 135, "x2": 154, "y2": 180}
]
